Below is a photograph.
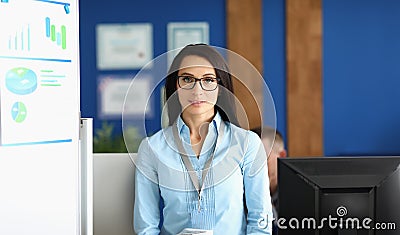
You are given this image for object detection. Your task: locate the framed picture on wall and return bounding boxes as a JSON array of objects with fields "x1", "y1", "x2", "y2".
[
  {"x1": 97, "y1": 74, "x2": 152, "y2": 119},
  {"x1": 96, "y1": 23, "x2": 153, "y2": 70},
  {"x1": 167, "y1": 22, "x2": 209, "y2": 66}
]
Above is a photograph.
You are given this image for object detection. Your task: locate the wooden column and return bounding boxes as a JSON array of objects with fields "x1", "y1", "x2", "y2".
[
  {"x1": 286, "y1": 0, "x2": 323, "y2": 157},
  {"x1": 226, "y1": 0, "x2": 263, "y2": 130}
]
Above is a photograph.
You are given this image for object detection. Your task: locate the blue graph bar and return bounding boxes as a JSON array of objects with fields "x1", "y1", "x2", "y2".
[
  {"x1": 45, "y1": 17, "x2": 50, "y2": 38},
  {"x1": 21, "y1": 29, "x2": 24, "y2": 50},
  {"x1": 0, "y1": 55, "x2": 71, "y2": 62},
  {"x1": 34, "y1": 0, "x2": 70, "y2": 6},
  {"x1": 2, "y1": 139, "x2": 72, "y2": 147},
  {"x1": 28, "y1": 25, "x2": 31, "y2": 51},
  {"x1": 57, "y1": 32, "x2": 61, "y2": 45}
]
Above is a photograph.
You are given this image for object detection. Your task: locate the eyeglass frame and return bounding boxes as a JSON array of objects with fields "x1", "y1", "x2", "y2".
[{"x1": 177, "y1": 75, "x2": 221, "y2": 91}]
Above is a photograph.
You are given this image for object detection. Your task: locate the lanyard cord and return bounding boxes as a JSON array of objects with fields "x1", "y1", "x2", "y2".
[{"x1": 172, "y1": 121, "x2": 225, "y2": 210}]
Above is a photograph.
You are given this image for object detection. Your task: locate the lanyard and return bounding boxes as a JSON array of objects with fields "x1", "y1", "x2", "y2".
[{"x1": 172, "y1": 120, "x2": 225, "y2": 211}]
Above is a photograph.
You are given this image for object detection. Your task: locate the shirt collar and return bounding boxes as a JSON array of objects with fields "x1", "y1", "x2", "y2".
[{"x1": 176, "y1": 111, "x2": 223, "y2": 135}]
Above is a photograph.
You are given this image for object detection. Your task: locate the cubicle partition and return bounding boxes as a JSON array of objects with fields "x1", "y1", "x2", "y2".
[{"x1": 93, "y1": 153, "x2": 136, "y2": 235}]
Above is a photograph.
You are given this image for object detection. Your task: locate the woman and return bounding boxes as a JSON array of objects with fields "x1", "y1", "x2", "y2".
[{"x1": 134, "y1": 44, "x2": 273, "y2": 234}]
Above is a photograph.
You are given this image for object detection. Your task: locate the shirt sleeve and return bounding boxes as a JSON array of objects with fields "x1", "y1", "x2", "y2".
[
  {"x1": 133, "y1": 138, "x2": 161, "y2": 235},
  {"x1": 242, "y1": 131, "x2": 273, "y2": 235}
]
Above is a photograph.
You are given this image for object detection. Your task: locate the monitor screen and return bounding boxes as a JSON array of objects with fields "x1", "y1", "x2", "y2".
[{"x1": 277, "y1": 157, "x2": 400, "y2": 235}]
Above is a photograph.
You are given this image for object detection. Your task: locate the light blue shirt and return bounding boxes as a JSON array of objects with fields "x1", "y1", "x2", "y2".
[{"x1": 134, "y1": 113, "x2": 273, "y2": 235}]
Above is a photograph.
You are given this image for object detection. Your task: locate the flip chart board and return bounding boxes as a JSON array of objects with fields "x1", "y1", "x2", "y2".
[{"x1": 0, "y1": 0, "x2": 81, "y2": 234}]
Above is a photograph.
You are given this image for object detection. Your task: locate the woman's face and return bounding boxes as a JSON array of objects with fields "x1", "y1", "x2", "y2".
[{"x1": 176, "y1": 55, "x2": 219, "y2": 119}]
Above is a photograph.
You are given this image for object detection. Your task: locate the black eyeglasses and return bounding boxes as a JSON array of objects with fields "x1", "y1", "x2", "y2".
[{"x1": 177, "y1": 76, "x2": 220, "y2": 91}]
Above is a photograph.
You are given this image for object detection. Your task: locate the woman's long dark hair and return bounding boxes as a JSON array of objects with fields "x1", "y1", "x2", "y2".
[{"x1": 164, "y1": 44, "x2": 239, "y2": 126}]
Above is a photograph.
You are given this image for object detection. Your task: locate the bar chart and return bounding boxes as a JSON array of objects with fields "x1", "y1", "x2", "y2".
[{"x1": 45, "y1": 17, "x2": 67, "y2": 50}]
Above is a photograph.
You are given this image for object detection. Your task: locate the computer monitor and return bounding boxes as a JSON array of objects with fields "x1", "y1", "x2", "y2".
[{"x1": 278, "y1": 157, "x2": 400, "y2": 235}]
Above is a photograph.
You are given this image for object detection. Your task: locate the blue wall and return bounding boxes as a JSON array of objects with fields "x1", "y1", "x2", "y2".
[
  {"x1": 79, "y1": 0, "x2": 400, "y2": 156},
  {"x1": 323, "y1": 0, "x2": 400, "y2": 155},
  {"x1": 263, "y1": 0, "x2": 400, "y2": 156},
  {"x1": 79, "y1": 0, "x2": 226, "y2": 136},
  {"x1": 263, "y1": 0, "x2": 286, "y2": 143}
]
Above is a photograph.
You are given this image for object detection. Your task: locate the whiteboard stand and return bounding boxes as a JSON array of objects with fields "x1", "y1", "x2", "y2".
[{"x1": 80, "y1": 118, "x2": 93, "y2": 235}]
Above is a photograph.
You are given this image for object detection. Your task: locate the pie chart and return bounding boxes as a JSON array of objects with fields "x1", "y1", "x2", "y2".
[
  {"x1": 6, "y1": 67, "x2": 37, "y2": 95},
  {"x1": 11, "y1": 102, "x2": 27, "y2": 123}
]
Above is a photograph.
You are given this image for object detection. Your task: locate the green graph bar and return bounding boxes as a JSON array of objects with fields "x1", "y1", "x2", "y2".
[
  {"x1": 41, "y1": 75, "x2": 66, "y2": 78},
  {"x1": 51, "y1": 25, "x2": 56, "y2": 41},
  {"x1": 41, "y1": 84, "x2": 61, "y2": 87},
  {"x1": 61, "y1": 25, "x2": 66, "y2": 49},
  {"x1": 40, "y1": 70, "x2": 54, "y2": 72}
]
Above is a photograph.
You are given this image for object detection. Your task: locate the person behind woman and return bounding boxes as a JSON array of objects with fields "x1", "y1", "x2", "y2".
[
  {"x1": 134, "y1": 44, "x2": 273, "y2": 234},
  {"x1": 256, "y1": 126, "x2": 287, "y2": 235}
]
